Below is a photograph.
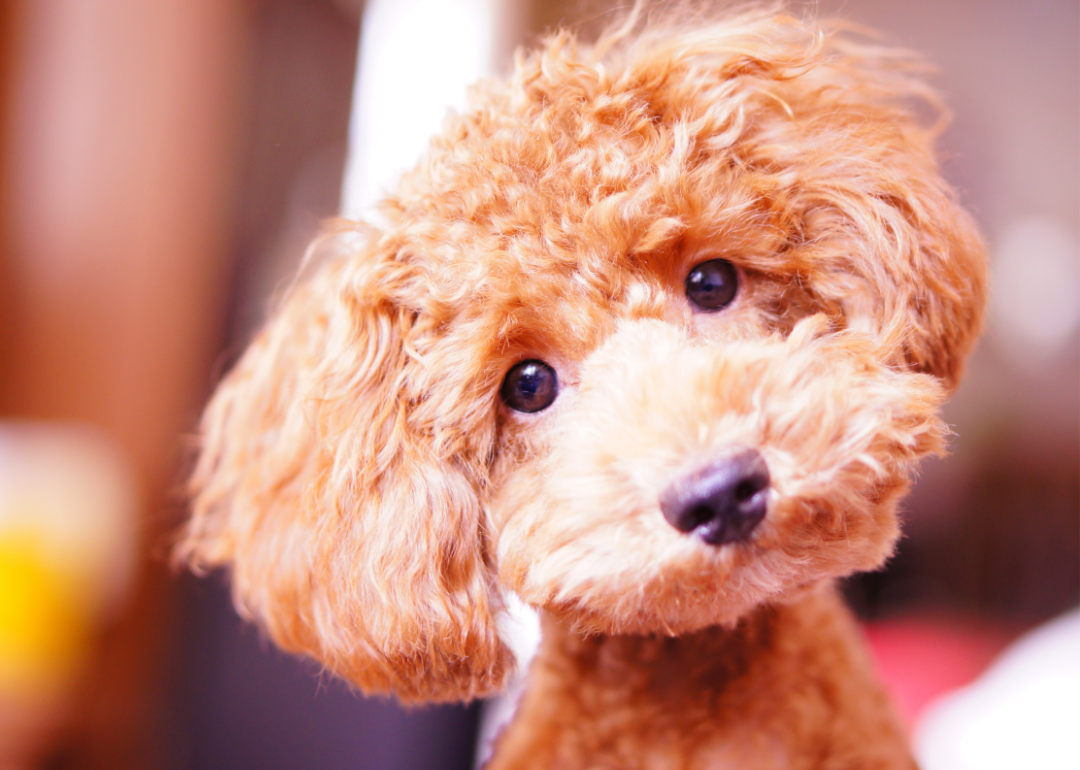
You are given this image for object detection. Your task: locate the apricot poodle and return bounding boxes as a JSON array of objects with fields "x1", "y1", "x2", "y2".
[{"x1": 179, "y1": 5, "x2": 987, "y2": 768}]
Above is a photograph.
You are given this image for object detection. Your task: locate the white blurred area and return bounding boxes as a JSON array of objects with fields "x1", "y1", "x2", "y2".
[
  {"x1": 342, "y1": 0, "x2": 522, "y2": 220},
  {"x1": 991, "y1": 216, "x2": 1080, "y2": 367},
  {"x1": 917, "y1": 609, "x2": 1080, "y2": 770}
]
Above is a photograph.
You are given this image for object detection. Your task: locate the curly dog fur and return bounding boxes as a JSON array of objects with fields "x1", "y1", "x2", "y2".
[{"x1": 179, "y1": 5, "x2": 987, "y2": 767}]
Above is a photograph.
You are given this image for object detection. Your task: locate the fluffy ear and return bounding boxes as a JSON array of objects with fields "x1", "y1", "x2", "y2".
[
  {"x1": 177, "y1": 230, "x2": 513, "y2": 703},
  {"x1": 596, "y1": 10, "x2": 988, "y2": 389},
  {"x1": 748, "y1": 25, "x2": 990, "y2": 390},
  {"x1": 778, "y1": 60, "x2": 990, "y2": 391}
]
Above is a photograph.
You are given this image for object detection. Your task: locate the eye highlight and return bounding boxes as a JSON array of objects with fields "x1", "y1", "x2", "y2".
[
  {"x1": 686, "y1": 259, "x2": 738, "y2": 312},
  {"x1": 501, "y1": 360, "x2": 558, "y2": 413}
]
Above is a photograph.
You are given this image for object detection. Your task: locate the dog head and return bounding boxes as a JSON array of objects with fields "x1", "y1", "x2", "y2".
[{"x1": 179, "y1": 9, "x2": 987, "y2": 703}]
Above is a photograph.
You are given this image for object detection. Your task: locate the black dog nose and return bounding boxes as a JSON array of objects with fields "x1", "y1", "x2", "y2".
[{"x1": 659, "y1": 449, "x2": 770, "y2": 546}]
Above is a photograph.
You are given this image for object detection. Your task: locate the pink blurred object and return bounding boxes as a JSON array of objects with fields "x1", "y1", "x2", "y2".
[{"x1": 862, "y1": 616, "x2": 1021, "y2": 728}]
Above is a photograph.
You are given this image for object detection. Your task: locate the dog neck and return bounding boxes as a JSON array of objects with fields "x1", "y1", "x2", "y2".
[{"x1": 486, "y1": 583, "x2": 915, "y2": 769}]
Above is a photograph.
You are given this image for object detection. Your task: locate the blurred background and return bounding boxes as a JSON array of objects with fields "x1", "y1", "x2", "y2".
[{"x1": 0, "y1": 0, "x2": 1075, "y2": 768}]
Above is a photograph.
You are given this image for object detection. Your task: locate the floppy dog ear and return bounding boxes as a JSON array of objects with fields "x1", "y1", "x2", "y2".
[
  {"x1": 769, "y1": 34, "x2": 990, "y2": 391},
  {"x1": 791, "y1": 109, "x2": 989, "y2": 391},
  {"x1": 177, "y1": 232, "x2": 512, "y2": 703}
]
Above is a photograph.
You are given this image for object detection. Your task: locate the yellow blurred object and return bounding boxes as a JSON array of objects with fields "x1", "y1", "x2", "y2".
[
  {"x1": 0, "y1": 423, "x2": 137, "y2": 766},
  {"x1": 0, "y1": 423, "x2": 137, "y2": 703},
  {"x1": 0, "y1": 527, "x2": 90, "y2": 694}
]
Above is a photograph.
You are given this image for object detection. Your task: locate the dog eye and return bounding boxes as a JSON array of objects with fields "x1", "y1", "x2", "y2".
[
  {"x1": 501, "y1": 360, "x2": 558, "y2": 413},
  {"x1": 686, "y1": 259, "x2": 738, "y2": 312}
]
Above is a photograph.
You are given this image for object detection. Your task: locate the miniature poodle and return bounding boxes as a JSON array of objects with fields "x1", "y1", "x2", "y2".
[{"x1": 179, "y1": 5, "x2": 987, "y2": 768}]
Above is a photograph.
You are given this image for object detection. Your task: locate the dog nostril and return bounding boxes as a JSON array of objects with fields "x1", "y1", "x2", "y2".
[
  {"x1": 687, "y1": 504, "x2": 715, "y2": 530},
  {"x1": 659, "y1": 448, "x2": 770, "y2": 546},
  {"x1": 734, "y1": 480, "x2": 758, "y2": 502}
]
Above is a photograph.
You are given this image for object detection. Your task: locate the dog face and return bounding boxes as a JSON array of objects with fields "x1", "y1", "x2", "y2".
[{"x1": 179, "y1": 11, "x2": 986, "y2": 702}]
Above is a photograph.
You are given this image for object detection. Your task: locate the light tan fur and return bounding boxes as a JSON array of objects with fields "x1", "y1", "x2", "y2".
[{"x1": 178, "y1": 5, "x2": 986, "y2": 767}]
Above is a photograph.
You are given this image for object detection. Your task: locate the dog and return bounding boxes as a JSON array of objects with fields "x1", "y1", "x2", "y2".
[{"x1": 179, "y1": 5, "x2": 987, "y2": 767}]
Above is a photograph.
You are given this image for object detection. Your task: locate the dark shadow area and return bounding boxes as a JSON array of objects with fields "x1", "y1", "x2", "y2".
[{"x1": 170, "y1": 576, "x2": 481, "y2": 770}]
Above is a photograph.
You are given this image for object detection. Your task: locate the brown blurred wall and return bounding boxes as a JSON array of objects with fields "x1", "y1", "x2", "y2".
[{"x1": 0, "y1": 0, "x2": 250, "y2": 765}]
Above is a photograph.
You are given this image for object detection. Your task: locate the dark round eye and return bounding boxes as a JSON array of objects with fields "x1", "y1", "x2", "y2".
[
  {"x1": 500, "y1": 360, "x2": 558, "y2": 413},
  {"x1": 685, "y1": 259, "x2": 738, "y2": 311}
]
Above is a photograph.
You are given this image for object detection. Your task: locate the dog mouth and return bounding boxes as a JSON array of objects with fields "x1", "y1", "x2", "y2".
[{"x1": 658, "y1": 446, "x2": 771, "y2": 546}]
